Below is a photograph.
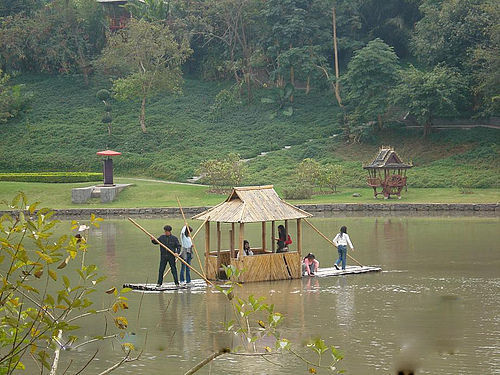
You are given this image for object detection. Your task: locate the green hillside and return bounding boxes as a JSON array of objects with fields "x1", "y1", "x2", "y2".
[{"x1": 1, "y1": 74, "x2": 499, "y2": 189}]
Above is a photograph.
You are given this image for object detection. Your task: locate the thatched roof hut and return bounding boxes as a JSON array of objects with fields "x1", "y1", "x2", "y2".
[
  {"x1": 193, "y1": 185, "x2": 312, "y2": 223},
  {"x1": 193, "y1": 186, "x2": 311, "y2": 282}
]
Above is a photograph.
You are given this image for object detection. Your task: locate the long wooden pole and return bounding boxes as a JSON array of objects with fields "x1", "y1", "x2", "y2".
[
  {"x1": 303, "y1": 218, "x2": 363, "y2": 267},
  {"x1": 128, "y1": 218, "x2": 213, "y2": 286},
  {"x1": 177, "y1": 197, "x2": 206, "y2": 278},
  {"x1": 192, "y1": 217, "x2": 209, "y2": 240}
]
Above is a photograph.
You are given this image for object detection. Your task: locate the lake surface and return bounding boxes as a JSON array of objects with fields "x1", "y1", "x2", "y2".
[{"x1": 53, "y1": 215, "x2": 499, "y2": 374}]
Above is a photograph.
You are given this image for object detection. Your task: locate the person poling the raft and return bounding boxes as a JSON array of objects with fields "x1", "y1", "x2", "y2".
[
  {"x1": 151, "y1": 225, "x2": 181, "y2": 287},
  {"x1": 332, "y1": 226, "x2": 355, "y2": 270},
  {"x1": 302, "y1": 253, "x2": 319, "y2": 276}
]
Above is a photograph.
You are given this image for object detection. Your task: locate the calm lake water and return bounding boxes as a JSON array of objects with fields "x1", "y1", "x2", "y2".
[{"x1": 49, "y1": 215, "x2": 499, "y2": 374}]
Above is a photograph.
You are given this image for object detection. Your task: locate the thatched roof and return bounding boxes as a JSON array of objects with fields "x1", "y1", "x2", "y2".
[
  {"x1": 363, "y1": 146, "x2": 413, "y2": 169},
  {"x1": 192, "y1": 185, "x2": 312, "y2": 223}
]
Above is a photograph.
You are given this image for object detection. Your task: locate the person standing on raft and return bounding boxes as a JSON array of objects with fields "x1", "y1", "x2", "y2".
[
  {"x1": 333, "y1": 226, "x2": 354, "y2": 270},
  {"x1": 179, "y1": 225, "x2": 193, "y2": 286},
  {"x1": 151, "y1": 225, "x2": 181, "y2": 287}
]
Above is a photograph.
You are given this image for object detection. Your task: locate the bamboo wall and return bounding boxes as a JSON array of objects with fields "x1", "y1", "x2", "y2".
[{"x1": 230, "y1": 252, "x2": 301, "y2": 283}]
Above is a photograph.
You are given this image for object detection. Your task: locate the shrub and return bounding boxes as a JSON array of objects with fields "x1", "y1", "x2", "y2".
[
  {"x1": 199, "y1": 153, "x2": 246, "y2": 192},
  {"x1": 0, "y1": 70, "x2": 32, "y2": 123},
  {"x1": 96, "y1": 89, "x2": 111, "y2": 101},
  {"x1": 0, "y1": 172, "x2": 102, "y2": 183},
  {"x1": 282, "y1": 185, "x2": 313, "y2": 199},
  {"x1": 296, "y1": 158, "x2": 321, "y2": 188},
  {"x1": 319, "y1": 164, "x2": 344, "y2": 193}
]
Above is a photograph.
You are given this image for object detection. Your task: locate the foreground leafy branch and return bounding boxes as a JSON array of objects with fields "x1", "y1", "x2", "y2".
[{"x1": 0, "y1": 193, "x2": 136, "y2": 374}]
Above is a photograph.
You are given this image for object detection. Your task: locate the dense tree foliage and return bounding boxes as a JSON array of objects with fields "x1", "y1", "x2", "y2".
[
  {"x1": 343, "y1": 38, "x2": 399, "y2": 130},
  {"x1": 97, "y1": 18, "x2": 192, "y2": 132},
  {"x1": 0, "y1": 0, "x2": 497, "y2": 132},
  {"x1": 392, "y1": 65, "x2": 467, "y2": 136}
]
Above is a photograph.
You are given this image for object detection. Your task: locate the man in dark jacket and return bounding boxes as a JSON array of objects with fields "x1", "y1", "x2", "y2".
[{"x1": 151, "y1": 225, "x2": 181, "y2": 287}]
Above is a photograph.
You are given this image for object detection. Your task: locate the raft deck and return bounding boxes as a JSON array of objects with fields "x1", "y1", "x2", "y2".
[
  {"x1": 123, "y1": 266, "x2": 381, "y2": 291},
  {"x1": 313, "y1": 265, "x2": 381, "y2": 277}
]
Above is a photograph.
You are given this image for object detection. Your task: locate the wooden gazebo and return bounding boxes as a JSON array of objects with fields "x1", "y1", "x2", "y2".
[
  {"x1": 364, "y1": 146, "x2": 413, "y2": 199},
  {"x1": 192, "y1": 185, "x2": 312, "y2": 283},
  {"x1": 97, "y1": 0, "x2": 133, "y2": 31}
]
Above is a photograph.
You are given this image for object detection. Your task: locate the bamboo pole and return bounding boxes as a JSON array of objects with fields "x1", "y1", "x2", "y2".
[
  {"x1": 271, "y1": 221, "x2": 275, "y2": 252},
  {"x1": 192, "y1": 217, "x2": 209, "y2": 240},
  {"x1": 177, "y1": 197, "x2": 206, "y2": 278},
  {"x1": 303, "y1": 218, "x2": 363, "y2": 267},
  {"x1": 204, "y1": 221, "x2": 210, "y2": 276},
  {"x1": 230, "y1": 223, "x2": 235, "y2": 258},
  {"x1": 261, "y1": 221, "x2": 266, "y2": 252},
  {"x1": 216, "y1": 222, "x2": 221, "y2": 277},
  {"x1": 239, "y1": 223, "x2": 245, "y2": 256},
  {"x1": 297, "y1": 218, "x2": 302, "y2": 256},
  {"x1": 128, "y1": 218, "x2": 213, "y2": 286}
]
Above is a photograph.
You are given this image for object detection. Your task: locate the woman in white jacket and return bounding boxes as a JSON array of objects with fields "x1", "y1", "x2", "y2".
[{"x1": 333, "y1": 226, "x2": 354, "y2": 270}]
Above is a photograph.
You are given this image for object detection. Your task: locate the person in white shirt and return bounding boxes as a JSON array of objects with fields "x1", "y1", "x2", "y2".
[
  {"x1": 180, "y1": 226, "x2": 193, "y2": 285},
  {"x1": 332, "y1": 226, "x2": 354, "y2": 270}
]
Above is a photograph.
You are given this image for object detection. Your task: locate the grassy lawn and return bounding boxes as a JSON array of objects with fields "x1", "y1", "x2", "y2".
[{"x1": 0, "y1": 178, "x2": 498, "y2": 209}]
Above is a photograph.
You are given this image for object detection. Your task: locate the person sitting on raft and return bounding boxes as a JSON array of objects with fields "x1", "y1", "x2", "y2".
[
  {"x1": 332, "y1": 225, "x2": 354, "y2": 270},
  {"x1": 237, "y1": 240, "x2": 253, "y2": 259},
  {"x1": 302, "y1": 253, "x2": 319, "y2": 276},
  {"x1": 276, "y1": 225, "x2": 292, "y2": 253}
]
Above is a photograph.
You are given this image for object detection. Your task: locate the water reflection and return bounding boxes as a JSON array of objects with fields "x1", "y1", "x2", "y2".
[{"x1": 72, "y1": 216, "x2": 499, "y2": 374}]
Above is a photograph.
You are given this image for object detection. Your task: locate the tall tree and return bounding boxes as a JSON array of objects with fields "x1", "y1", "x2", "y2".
[
  {"x1": 97, "y1": 18, "x2": 192, "y2": 132},
  {"x1": 411, "y1": 0, "x2": 491, "y2": 70},
  {"x1": 391, "y1": 65, "x2": 467, "y2": 136},
  {"x1": 470, "y1": 0, "x2": 500, "y2": 116},
  {"x1": 342, "y1": 38, "x2": 399, "y2": 130}
]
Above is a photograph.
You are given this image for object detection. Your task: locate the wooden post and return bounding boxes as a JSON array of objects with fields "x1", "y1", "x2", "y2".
[
  {"x1": 239, "y1": 222, "x2": 245, "y2": 256},
  {"x1": 261, "y1": 221, "x2": 266, "y2": 252},
  {"x1": 285, "y1": 220, "x2": 289, "y2": 247},
  {"x1": 229, "y1": 229, "x2": 234, "y2": 258},
  {"x1": 271, "y1": 221, "x2": 275, "y2": 252},
  {"x1": 216, "y1": 222, "x2": 221, "y2": 278},
  {"x1": 204, "y1": 221, "x2": 210, "y2": 275},
  {"x1": 231, "y1": 223, "x2": 235, "y2": 258},
  {"x1": 297, "y1": 218, "x2": 302, "y2": 256},
  {"x1": 216, "y1": 222, "x2": 221, "y2": 252}
]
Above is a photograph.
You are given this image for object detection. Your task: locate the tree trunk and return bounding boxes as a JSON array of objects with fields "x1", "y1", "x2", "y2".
[
  {"x1": 140, "y1": 96, "x2": 147, "y2": 133},
  {"x1": 377, "y1": 114, "x2": 383, "y2": 130},
  {"x1": 423, "y1": 119, "x2": 431, "y2": 137},
  {"x1": 332, "y1": 7, "x2": 343, "y2": 108},
  {"x1": 306, "y1": 75, "x2": 310, "y2": 95},
  {"x1": 290, "y1": 66, "x2": 294, "y2": 103}
]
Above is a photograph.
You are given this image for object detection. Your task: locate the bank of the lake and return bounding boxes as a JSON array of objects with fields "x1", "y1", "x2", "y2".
[{"x1": 0, "y1": 178, "x2": 499, "y2": 210}]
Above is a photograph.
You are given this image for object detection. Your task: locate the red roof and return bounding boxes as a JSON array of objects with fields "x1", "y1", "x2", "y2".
[{"x1": 96, "y1": 150, "x2": 121, "y2": 156}]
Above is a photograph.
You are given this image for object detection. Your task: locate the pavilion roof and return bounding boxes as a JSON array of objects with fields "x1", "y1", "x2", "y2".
[
  {"x1": 363, "y1": 146, "x2": 413, "y2": 169},
  {"x1": 97, "y1": 150, "x2": 122, "y2": 156},
  {"x1": 192, "y1": 185, "x2": 312, "y2": 223}
]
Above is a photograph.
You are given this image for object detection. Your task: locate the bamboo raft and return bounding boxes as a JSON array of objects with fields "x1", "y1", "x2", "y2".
[
  {"x1": 127, "y1": 186, "x2": 381, "y2": 289},
  {"x1": 123, "y1": 266, "x2": 381, "y2": 292},
  {"x1": 123, "y1": 279, "x2": 207, "y2": 292}
]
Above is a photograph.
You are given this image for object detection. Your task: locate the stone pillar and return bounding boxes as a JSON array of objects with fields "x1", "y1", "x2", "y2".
[{"x1": 103, "y1": 158, "x2": 114, "y2": 185}]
